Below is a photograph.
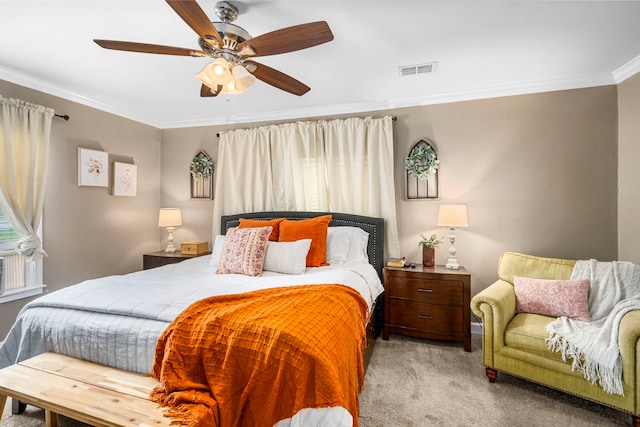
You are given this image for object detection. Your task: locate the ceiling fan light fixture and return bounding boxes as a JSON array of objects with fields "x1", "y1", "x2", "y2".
[
  {"x1": 195, "y1": 68, "x2": 216, "y2": 89},
  {"x1": 221, "y1": 79, "x2": 243, "y2": 94},
  {"x1": 232, "y1": 64, "x2": 256, "y2": 91},
  {"x1": 203, "y1": 58, "x2": 232, "y2": 84}
]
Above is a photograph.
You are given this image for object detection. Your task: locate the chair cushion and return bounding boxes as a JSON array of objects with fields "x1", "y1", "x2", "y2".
[{"x1": 504, "y1": 313, "x2": 566, "y2": 363}]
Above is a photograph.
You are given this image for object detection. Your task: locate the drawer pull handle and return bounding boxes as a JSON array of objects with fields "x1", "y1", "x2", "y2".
[
  {"x1": 417, "y1": 314, "x2": 433, "y2": 320},
  {"x1": 418, "y1": 288, "x2": 433, "y2": 293}
]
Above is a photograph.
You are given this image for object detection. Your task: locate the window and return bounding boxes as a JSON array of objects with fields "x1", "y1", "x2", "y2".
[
  {"x1": 0, "y1": 210, "x2": 44, "y2": 303},
  {"x1": 0, "y1": 210, "x2": 19, "y2": 248}
]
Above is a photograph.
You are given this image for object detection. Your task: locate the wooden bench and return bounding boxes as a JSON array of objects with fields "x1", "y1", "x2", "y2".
[{"x1": 0, "y1": 352, "x2": 171, "y2": 427}]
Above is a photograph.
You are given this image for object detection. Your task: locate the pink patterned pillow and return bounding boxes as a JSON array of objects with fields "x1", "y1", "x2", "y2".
[
  {"x1": 216, "y1": 226, "x2": 272, "y2": 276},
  {"x1": 513, "y1": 276, "x2": 591, "y2": 321}
]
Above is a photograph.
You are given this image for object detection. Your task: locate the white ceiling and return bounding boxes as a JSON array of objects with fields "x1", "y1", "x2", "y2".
[{"x1": 1, "y1": 1, "x2": 639, "y2": 129}]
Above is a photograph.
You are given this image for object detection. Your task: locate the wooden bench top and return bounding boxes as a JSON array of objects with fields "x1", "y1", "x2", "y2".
[{"x1": 0, "y1": 352, "x2": 171, "y2": 427}]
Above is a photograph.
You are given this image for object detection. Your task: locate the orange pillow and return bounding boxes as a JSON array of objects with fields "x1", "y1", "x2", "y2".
[
  {"x1": 239, "y1": 218, "x2": 285, "y2": 241},
  {"x1": 279, "y1": 215, "x2": 332, "y2": 267}
]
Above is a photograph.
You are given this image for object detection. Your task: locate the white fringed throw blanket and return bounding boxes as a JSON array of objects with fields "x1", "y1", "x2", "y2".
[{"x1": 546, "y1": 259, "x2": 640, "y2": 395}]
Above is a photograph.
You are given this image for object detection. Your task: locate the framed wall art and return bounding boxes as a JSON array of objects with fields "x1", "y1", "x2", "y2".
[
  {"x1": 113, "y1": 162, "x2": 137, "y2": 196},
  {"x1": 190, "y1": 150, "x2": 214, "y2": 200},
  {"x1": 78, "y1": 148, "x2": 108, "y2": 187},
  {"x1": 406, "y1": 139, "x2": 439, "y2": 200}
]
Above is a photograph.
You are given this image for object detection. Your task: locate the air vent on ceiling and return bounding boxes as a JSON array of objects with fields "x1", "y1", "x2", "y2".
[{"x1": 398, "y1": 62, "x2": 438, "y2": 77}]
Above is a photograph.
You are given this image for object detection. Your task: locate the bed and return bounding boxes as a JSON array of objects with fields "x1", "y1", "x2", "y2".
[{"x1": 0, "y1": 211, "x2": 385, "y2": 426}]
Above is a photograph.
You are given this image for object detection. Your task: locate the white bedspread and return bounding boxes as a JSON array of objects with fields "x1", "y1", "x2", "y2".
[
  {"x1": 0, "y1": 256, "x2": 383, "y2": 427},
  {"x1": 1, "y1": 255, "x2": 382, "y2": 371}
]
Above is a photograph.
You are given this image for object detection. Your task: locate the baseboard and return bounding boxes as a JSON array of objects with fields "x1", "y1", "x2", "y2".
[{"x1": 471, "y1": 321, "x2": 482, "y2": 335}]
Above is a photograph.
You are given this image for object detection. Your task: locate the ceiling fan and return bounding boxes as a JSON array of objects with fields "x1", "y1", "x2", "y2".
[{"x1": 94, "y1": 0, "x2": 334, "y2": 97}]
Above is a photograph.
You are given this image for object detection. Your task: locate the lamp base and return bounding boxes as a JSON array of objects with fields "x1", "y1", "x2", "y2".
[
  {"x1": 445, "y1": 258, "x2": 460, "y2": 270},
  {"x1": 164, "y1": 226, "x2": 177, "y2": 253}
]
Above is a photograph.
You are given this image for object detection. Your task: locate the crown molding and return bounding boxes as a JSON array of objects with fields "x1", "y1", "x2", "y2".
[
  {"x1": 1, "y1": 65, "x2": 618, "y2": 130},
  {"x1": 613, "y1": 54, "x2": 640, "y2": 83},
  {"x1": 163, "y1": 74, "x2": 617, "y2": 129},
  {"x1": 0, "y1": 65, "x2": 161, "y2": 128}
]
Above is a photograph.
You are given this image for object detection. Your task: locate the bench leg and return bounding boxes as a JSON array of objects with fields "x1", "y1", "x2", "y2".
[
  {"x1": 0, "y1": 394, "x2": 7, "y2": 421},
  {"x1": 12, "y1": 397, "x2": 26, "y2": 414},
  {"x1": 45, "y1": 409, "x2": 60, "y2": 427}
]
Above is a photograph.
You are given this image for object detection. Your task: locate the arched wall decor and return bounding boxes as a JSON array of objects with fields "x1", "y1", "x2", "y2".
[
  {"x1": 406, "y1": 139, "x2": 439, "y2": 200},
  {"x1": 190, "y1": 150, "x2": 214, "y2": 200}
]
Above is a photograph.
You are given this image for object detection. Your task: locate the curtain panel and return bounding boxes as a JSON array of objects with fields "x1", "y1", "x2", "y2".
[
  {"x1": 213, "y1": 116, "x2": 399, "y2": 259},
  {"x1": 0, "y1": 95, "x2": 54, "y2": 259}
]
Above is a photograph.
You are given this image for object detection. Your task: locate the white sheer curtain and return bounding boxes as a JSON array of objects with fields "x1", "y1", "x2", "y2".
[
  {"x1": 0, "y1": 96, "x2": 54, "y2": 259},
  {"x1": 212, "y1": 116, "x2": 399, "y2": 258}
]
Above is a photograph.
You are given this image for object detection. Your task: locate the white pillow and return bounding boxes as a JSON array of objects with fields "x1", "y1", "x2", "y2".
[
  {"x1": 210, "y1": 234, "x2": 226, "y2": 266},
  {"x1": 326, "y1": 226, "x2": 369, "y2": 264},
  {"x1": 263, "y1": 239, "x2": 312, "y2": 275}
]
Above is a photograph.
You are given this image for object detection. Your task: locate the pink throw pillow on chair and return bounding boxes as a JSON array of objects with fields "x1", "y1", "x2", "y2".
[{"x1": 513, "y1": 276, "x2": 591, "y2": 321}]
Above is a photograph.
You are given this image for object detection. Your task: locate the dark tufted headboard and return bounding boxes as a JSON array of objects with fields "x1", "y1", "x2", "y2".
[{"x1": 220, "y1": 211, "x2": 385, "y2": 279}]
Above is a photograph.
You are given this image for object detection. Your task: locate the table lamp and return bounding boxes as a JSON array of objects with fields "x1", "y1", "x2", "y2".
[
  {"x1": 158, "y1": 208, "x2": 182, "y2": 253},
  {"x1": 437, "y1": 204, "x2": 469, "y2": 270}
]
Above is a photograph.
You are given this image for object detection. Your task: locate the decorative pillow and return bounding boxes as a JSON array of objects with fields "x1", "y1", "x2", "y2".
[
  {"x1": 513, "y1": 276, "x2": 591, "y2": 321},
  {"x1": 326, "y1": 226, "x2": 369, "y2": 264},
  {"x1": 239, "y1": 218, "x2": 285, "y2": 241},
  {"x1": 279, "y1": 215, "x2": 332, "y2": 267},
  {"x1": 263, "y1": 239, "x2": 312, "y2": 275},
  {"x1": 209, "y1": 234, "x2": 226, "y2": 266},
  {"x1": 216, "y1": 226, "x2": 272, "y2": 276}
]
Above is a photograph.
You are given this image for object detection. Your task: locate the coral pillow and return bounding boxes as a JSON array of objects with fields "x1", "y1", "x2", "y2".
[
  {"x1": 216, "y1": 226, "x2": 272, "y2": 276},
  {"x1": 239, "y1": 218, "x2": 285, "y2": 241},
  {"x1": 279, "y1": 215, "x2": 332, "y2": 267},
  {"x1": 514, "y1": 276, "x2": 591, "y2": 321}
]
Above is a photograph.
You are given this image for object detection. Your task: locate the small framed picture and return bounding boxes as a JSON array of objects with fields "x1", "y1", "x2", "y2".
[
  {"x1": 113, "y1": 162, "x2": 137, "y2": 197},
  {"x1": 78, "y1": 148, "x2": 108, "y2": 187}
]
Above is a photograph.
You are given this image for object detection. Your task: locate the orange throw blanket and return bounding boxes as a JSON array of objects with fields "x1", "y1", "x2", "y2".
[{"x1": 149, "y1": 284, "x2": 369, "y2": 427}]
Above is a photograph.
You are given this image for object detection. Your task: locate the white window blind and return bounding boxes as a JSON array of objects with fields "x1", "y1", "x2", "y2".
[
  {"x1": 0, "y1": 210, "x2": 44, "y2": 302},
  {"x1": 0, "y1": 210, "x2": 19, "y2": 247}
]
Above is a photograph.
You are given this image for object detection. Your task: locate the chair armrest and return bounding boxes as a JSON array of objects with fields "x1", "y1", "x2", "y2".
[
  {"x1": 470, "y1": 279, "x2": 517, "y2": 365},
  {"x1": 619, "y1": 310, "x2": 640, "y2": 389}
]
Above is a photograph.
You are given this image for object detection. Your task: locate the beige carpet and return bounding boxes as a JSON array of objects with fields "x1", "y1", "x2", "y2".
[{"x1": 0, "y1": 334, "x2": 633, "y2": 426}]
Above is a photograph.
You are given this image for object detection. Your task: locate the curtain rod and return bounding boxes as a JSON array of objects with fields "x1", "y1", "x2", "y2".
[
  {"x1": 215, "y1": 115, "x2": 397, "y2": 138},
  {"x1": 54, "y1": 114, "x2": 70, "y2": 121}
]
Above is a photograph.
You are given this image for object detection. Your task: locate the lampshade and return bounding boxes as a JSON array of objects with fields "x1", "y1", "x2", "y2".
[
  {"x1": 196, "y1": 58, "x2": 232, "y2": 89},
  {"x1": 437, "y1": 205, "x2": 469, "y2": 228},
  {"x1": 158, "y1": 208, "x2": 182, "y2": 227},
  {"x1": 231, "y1": 64, "x2": 256, "y2": 91},
  {"x1": 220, "y1": 79, "x2": 243, "y2": 94}
]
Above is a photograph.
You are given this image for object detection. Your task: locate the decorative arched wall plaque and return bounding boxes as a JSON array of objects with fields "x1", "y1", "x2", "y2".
[
  {"x1": 190, "y1": 150, "x2": 214, "y2": 200},
  {"x1": 406, "y1": 139, "x2": 439, "y2": 200}
]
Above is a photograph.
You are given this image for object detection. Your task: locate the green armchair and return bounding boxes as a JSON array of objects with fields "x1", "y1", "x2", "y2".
[{"x1": 470, "y1": 252, "x2": 640, "y2": 426}]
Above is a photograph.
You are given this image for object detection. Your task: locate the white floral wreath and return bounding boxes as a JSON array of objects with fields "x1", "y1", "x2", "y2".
[
  {"x1": 190, "y1": 153, "x2": 213, "y2": 179},
  {"x1": 405, "y1": 144, "x2": 439, "y2": 180}
]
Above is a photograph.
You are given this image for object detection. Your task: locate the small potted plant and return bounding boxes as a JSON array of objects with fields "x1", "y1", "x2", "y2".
[{"x1": 418, "y1": 233, "x2": 443, "y2": 267}]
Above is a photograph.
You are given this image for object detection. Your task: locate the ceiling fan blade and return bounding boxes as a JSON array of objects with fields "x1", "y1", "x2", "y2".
[
  {"x1": 245, "y1": 60, "x2": 310, "y2": 96},
  {"x1": 237, "y1": 21, "x2": 333, "y2": 57},
  {"x1": 200, "y1": 84, "x2": 221, "y2": 97},
  {"x1": 166, "y1": 0, "x2": 223, "y2": 46},
  {"x1": 94, "y1": 39, "x2": 205, "y2": 56}
]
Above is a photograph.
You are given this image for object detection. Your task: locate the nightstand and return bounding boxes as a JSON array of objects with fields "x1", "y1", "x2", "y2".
[
  {"x1": 383, "y1": 265, "x2": 471, "y2": 352},
  {"x1": 143, "y1": 250, "x2": 211, "y2": 270}
]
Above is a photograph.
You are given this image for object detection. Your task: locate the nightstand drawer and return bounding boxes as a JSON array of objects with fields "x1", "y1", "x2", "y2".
[
  {"x1": 389, "y1": 277, "x2": 463, "y2": 305},
  {"x1": 389, "y1": 300, "x2": 464, "y2": 333}
]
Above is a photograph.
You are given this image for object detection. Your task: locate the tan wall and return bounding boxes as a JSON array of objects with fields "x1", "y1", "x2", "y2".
[
  {"x1": 161, "y1": 86, "x2": 619, "y2": 299},
  {"x1": 0, "y1": 80, "x2": 162, "y2": 338},
  {"x1": 0, "y1": 81, "x2": 621, "y2": 338},
  {"x1": 618, "y1": 73, "x2": 640, "y2": 263}
]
